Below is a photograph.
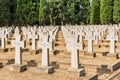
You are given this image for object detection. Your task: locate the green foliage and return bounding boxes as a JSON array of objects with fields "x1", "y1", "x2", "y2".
[
  {"x1": 90, "y1": 0, "x2": 100, "y2": 24},
  {"x1": 100, "y1": 0, "x2": 113, "y2": 24},
  {"x1": 16, "y1": 0, "x2": 29, "y2": 25},
  {"x1": 113, "y1": 0, "x2": 120, "y2": 23},
  {"x1": 79, "y1": 0, "x2": 90, "y2": 24},
  {"x1": 0, "y1": 0, "x2": 118, "y2": 26},
  {"x1": 0, "y1": 0, "x2": 10, "y2": 26},
  {"x1": 39, "y1": 0, "x2": 48, "y2": 25}
]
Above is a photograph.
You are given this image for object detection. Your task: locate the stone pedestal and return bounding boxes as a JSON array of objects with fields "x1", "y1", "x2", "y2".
[
  {"x1": 9, "y1": 47, "x2": 15, "y2": 51},
  {"x1": 27, "y1": 60, "x2": 37, "y2": 67},
  {"x1": 87, "y1": 73, "x2": 98, "y2": 80},
  {"x1": 0, "y1": 48, "x2": 8, "y2": 53},
  {"x1": 118, "y1": 54, "x2": 120, "y2": 58},
  {"x1": 30, "y1": 50, "x2": 39, "y2": 54},
  {"x1": 22, "y1": 48, "x2": 29, "y2": 52},
  {"x1": 107, "y1": 53, "x2": 119, "y2": 59},
  {"x1": 50, "y1": 50, "x2": 58, "y2": 55},
  {"x1": 108, "y1": 61, "x2": 120, "y2": 72},
  {"x1": 84, "y1": 52, "x2": 96, "y2": 58},
  {"x1": 68, "y1": 68, "x2": 85, "y2": 77},
  {"x1": 0, "y1": 62, "x2": 3, "y2": 68},
  {"x1": 7, "y1": 40, "x2": 11, "y2": 44},
  {"x1": 10, "y1": 64, "x2": 27, "y2": 72},
  {"x1": 96, "y1": 52, "x2": 107, "y2": 57},
  {"x1": 37, "y1": 66, "x2": 54, "y2": 74},
  {"x1": 97, "y1": 65, "x2": 111, "y2": 74}
]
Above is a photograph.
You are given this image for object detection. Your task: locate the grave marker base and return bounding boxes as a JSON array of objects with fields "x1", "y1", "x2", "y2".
[
  {"x1": 37, "y1": 66, "x2": 54, "y2": 74},
  {"x1": 6, "y1": 59, "x2": 15, "y2": 65},
  {"x1": 97, "y1": 65, "x2": 111, "y2": 74},
  {"x1": 84, "y1": 52, "x2": 96, "y2": 58},
  {"x1": 9, "y1": 64, "x2": 27, "y2": 72},
  {"x1": 50, "y1": 50, "x2": 58, "y2": 55},
  {"x1": 96, "y1": 52, "x2": 107, "y2": 57},
  {"x1": 118, "y1": 54, "x2": 120, "y2": 58},
  {"x1": 0, "y1": 62, "x2": 3, "y2": 68},
  {"x1": 30, "y1": 50, "x2": 39, "y2": 54},
  {"x1": 68, "y1": 68, "x2": 85, "y2": 77},
  {"x1": 108, "y1": 60, "x2": 120, "y2": 72},
  {"x1": 22, "y1": 48, "x2": 29, "y2": 52},
  {"x1": 7, "y1": 41, "x2": 11, "y2": 44},
  {"x1": 27, "y1": 60, "x2": 37, "y2": 67},
  {"x1": 86, "y1": 73, "x2": 98, "y2": 80},
  {"x1": 0, "y1": 48, "x2": 8, "y2": 53},
  {"x1": 107, "y1": 53, "x2": 119, "y2": 59},
  {"x1": 9, "y1": 47, "x2": 15, "y2": 51}
]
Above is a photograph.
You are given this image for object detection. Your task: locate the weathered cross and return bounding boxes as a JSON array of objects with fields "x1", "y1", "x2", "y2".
[
  {"x1": 69, "y1": 43, "x2": 80, "y2": 69},
  {"x1": 31, "y1": 34, "x2": 38, "y2": 50},
  {"x1": 93, "y1": 30, "x2": 99, "y2": 44},
  {"x1": 85, "y1": 35, "x2": 95, "y2": 53},
  {"x1": 39, "y1": 41, "x2": 52, "y2": 66},
  {"x1": 11, "y1": 35, "x2": 25, "y2": 65},
  {"x1": 107, "y1": 35, "x2": 118, "y2": 53},
  {"x1": 0, "y1": 31, "x2": 8, "y2": 48}
]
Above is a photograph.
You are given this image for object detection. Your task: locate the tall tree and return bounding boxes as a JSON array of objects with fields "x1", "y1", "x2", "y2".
[
  {"x1": 39, "y1": 0, "x2": 49, "y2": 25},
  {"x1": 79, "y1": 0, "x2": 90, "y2": 24},
  {"x1": 56, "y1": 0, "x2": 67, "y2": 25},
  {"x1": 100, "y1": 0, "x2": 113, "y2": 24},
  {"x1": 66, "y1": 0, "x2": 81, "y2": 25},
  {"x1": 113, "y1": 0, "x2": 120, "y2": 24},
  {"x1": 16, "y1": 0, "x2": 30, "y2": 25},
  {"x1": 90, "y1": 0, "x2": 100, "y2": 24},
  {"x1": 29, "y1": 0, "x2": 39, "y2": 25},
  {"x1": 9, "y1": 0, "x2": 17, "y2": 25},
  {"x1": 0, "y1": 0, "x2": 10, "y2": 26}
]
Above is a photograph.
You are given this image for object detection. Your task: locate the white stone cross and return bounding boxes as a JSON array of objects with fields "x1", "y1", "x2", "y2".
[
  {"x1": 69, "y1": 43, "x2": 80, "y2": 69},
  {"x1": 0, "y1": 31, "x2": 8, "y2": 48},
  {"x1": 85, "y1": 35, "x2": 95, "y2": 53},
  {"x1": 30, "y1": 34, "x2": 38, "y2": 50},
  {"x1": 107, "y1": 35, "x2": 118, "y2": 53},
  {"x1": 93, "y1": 30, "x2": 99, "y2": 44},
  {"x1": 11, "y1": 35, "x2": 25, "y2": 65},
  {"x1": 78, "y1": 32, "x2": 84, "y2": 43},
  {"x1": 39, "y1": 41, "x2": 52, "y2": 67}
]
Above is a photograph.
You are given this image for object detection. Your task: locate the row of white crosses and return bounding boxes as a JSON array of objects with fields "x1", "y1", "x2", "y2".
[
  {"x1": 10, "y1": 26, "x2": 59, "y2": 68},
  {"x1": 62, "y1": 25, "x2": 120, "y2": 54},
  {"x1": 20, "y1": 26, "x2": 59, "y2": 52},
  {"x1": 0, "y1": 27, "x2": 12, "y2": 49}
]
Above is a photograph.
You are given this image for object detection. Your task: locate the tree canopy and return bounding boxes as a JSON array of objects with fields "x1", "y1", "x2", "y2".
[{"x1": 0, "y1": 0, "x2": 119, "y2": 26}]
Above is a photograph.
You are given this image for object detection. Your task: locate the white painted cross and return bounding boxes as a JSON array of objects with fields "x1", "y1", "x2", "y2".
[
  {"x1": 85, "y1": 35, "x2": 95, "y2": 53},
  {"x1": 93, "y1": 30, "x2": 99, "y2": 44},
  {"x1": 11, "y1": 35, "x2": 25, "y2": 65},
  {"x1": 0, "y1": 31, "x2": 8, "y2": 48},
  {"x1": 30, "y1": 34, "x2": 38, "y2": 50},
  {"x1": 69, "y1": 43, "x2": 80, "y2": 69},
  {"x1": 78, "y1": 31, "x2": 84, "y2": 43},
  {"x1": 39, "y1": 41, "x2": 52, "y2": 66},
  {"x1": 107, "y1": 35, "x2": 118, "y2": 53}
]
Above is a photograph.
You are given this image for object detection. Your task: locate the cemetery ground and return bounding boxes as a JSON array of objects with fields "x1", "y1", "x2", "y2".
[{"x1": 0, "y1": 26, "x2": 120, "y2": 80}]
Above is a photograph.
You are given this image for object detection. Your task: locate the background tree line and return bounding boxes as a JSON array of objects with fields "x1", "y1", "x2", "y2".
[{"x1": 0, "y1": 0, "x2": 119, "y2": 26}]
